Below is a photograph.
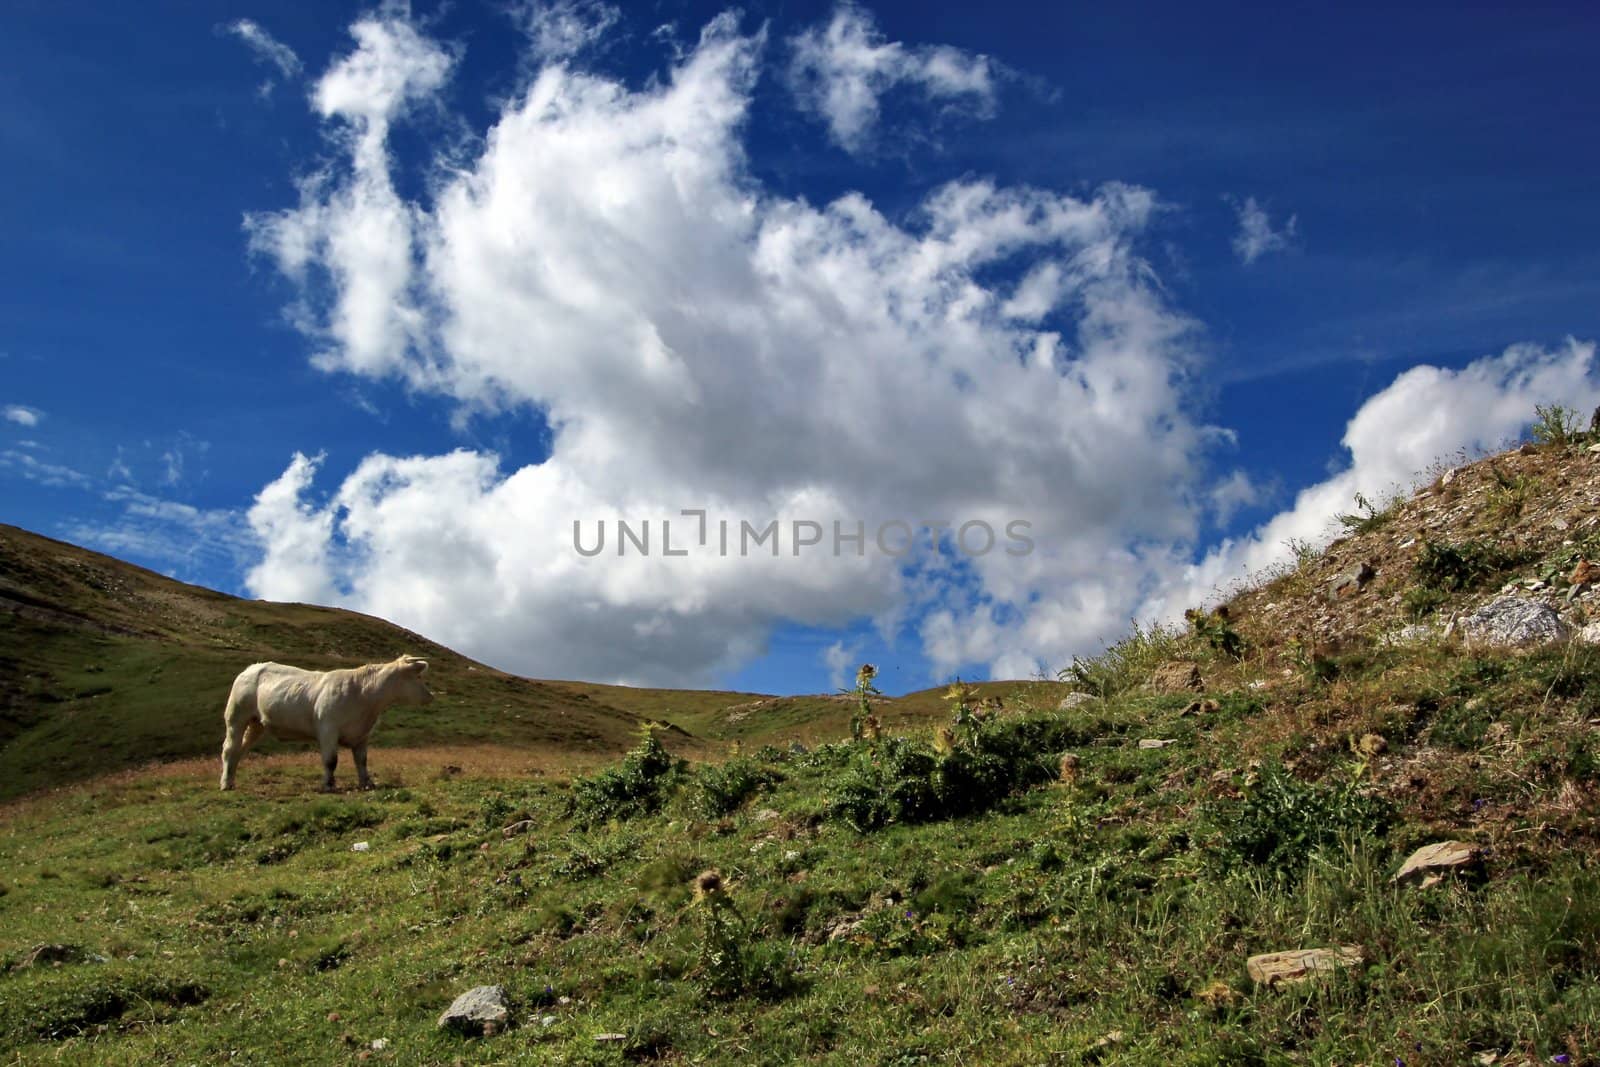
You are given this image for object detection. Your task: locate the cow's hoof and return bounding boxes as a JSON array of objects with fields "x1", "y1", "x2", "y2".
[{"x1": 358, "y1": 781, "x2": 375, "y2": 792}]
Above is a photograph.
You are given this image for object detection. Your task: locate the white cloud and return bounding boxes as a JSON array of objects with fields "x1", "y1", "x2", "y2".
[
  {"x1": 822, "y1": 639, "x2": 860, "y2": 691},
  {"x1": 1231, "y1": 196, "x2": 1297, "y2": 264},
  {"x1": 512, "y1": 0, "x2": 620, "y2": 63},
  {"x1": 246, "y1": 14, "x2": 454, "y2": 379},
  {"x1": 788, "y1": 4, "x2": 997, "y2": 152},
  {"x1": 1156, "y1": 338, "x2": 1600, "y2": 615},
  {"x1": 3, "y1": 404, "x2": 41, "y2": 427},
  {"x1": 227, "y1": 18, "x2": 302, "y2": 98},
  {"x1": 68, "y1": 487, "x2": 255, "y2": 580},
  {"x1": 245, "y1": 10, "x2": 1222, "y2": 686},
  {"x1": 0, "y1": 449, "x2": 89, "y2": 488},
  {"x1": 244, "y1": 9, "x2": 1600, "y2": 689}
]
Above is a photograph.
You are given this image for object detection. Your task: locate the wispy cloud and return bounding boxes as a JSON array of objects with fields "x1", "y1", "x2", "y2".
[
  {"x1": 68, "y1": 487, "x2": 255, "y2": 583},
  {"x1": 1231, "y1": 196, "x2": 1297, "y2": 264},
  {"x1": 3, "y1": 404, "x2": 42, "y2": 427},
  {"x1": 226, "y1": 18, "x2": 302, "y2": 98},
  {"x1": 788, "y1": 4, "x2": 998, "y2": 153},
  {"x1": 0, "y1": 449, "x2": 90, "y2": 488}
]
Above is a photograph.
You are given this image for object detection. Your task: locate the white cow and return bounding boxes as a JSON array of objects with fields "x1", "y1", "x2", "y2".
[{"x1": 219, "y1": 654, "x2": 434, "y2": 792}]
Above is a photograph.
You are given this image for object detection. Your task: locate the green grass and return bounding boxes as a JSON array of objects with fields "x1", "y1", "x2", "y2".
[{"x1": 3, "y1": 643, "x2": 1598, "y2": 1064}]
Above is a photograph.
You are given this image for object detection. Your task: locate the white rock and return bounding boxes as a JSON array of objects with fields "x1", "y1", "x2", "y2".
[
  {"x1": 438, "y1": 986, "x2": 510, "y2": 1034},
  {"x1": 1457, "y1": 596, "x2": 1569, "y2": 648},
  {"x1": 1138, "y1": 738, "x2": 1177, "y2": 750},
  {"x1": 351, "y1": 841, "x2": 371, "y2": 853},
  {"x1": 1575, "y1": 621, "x2": 1600, "y2": 645}
]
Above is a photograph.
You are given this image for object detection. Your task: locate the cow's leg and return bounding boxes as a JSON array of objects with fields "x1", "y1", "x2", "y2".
[
  {"x1": 318, "y1": 735, "x2": 340, "y2": 793},
  {"x1": 220, "y1": 711, "x2": 252, "y2": 791},
  {"x1": 352, "y1": 742, "x2": 374, "y2": 791}
]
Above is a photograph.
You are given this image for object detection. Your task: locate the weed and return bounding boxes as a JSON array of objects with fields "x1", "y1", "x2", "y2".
[
  {"x1": 1336, "y1": 490, "x2": 1402, "y2": 534},
  {"x1": 1209, "y1": 763, "x2": 1390, "y2": 881},
  {"x1": 1530, "y1": 402, "x2": 1585, "y2": 447},
  {"x1": 1414, "y1": 539, "x2": 1522, "y2": 593},
  {"x1": 1186, "y1": 606, "x2": 1245, "y2": 661},
  {"x1": 692, "y1": 757, "x2": 783, "y2": 818},
  {"x1": 568, "y1": 728, "x2": 683, "y2": 824},
  {"x1": 1060, "y1": 620, "x2": 1182, "y2": 699}
]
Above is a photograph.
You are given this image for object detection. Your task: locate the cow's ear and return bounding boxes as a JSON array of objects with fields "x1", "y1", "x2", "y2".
[{"x1": 407, "y1": 658, "x2": 429, "y2": 674}]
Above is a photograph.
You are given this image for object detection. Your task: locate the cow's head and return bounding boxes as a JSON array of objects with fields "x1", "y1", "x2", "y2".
[{"x1": 391, "y1": 655, "x2": 435, "y2": 705}]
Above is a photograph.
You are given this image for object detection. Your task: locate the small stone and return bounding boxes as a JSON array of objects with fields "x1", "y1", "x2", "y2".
[
  {"x1": 1392, "y1": 841, "x2": 1479, "y2": 886},
  {"x1": 501, "y1": 820, "x2": 535, "y2": 838},
  {"x1": 1246, "y1": 945, "x2": 1365, "y2": 986},
  {"x1": 1441, "y1": 466, "x2": 1464, "y2": 486},
  {"x1": 371, "y1": 1038, "x2": 390, "y2": 1050},
  {"x1": 1327, "y1": 562, "x2": 1376, "y2": 602},
  {"x1": 595, "y1": 1033, "x2": 627, "y2": 1043},
  {"x1": 1575, "y1": 621, "x2": 1600, "y2": 645},
  {"x1": 1150, "y1": 661, "x2": 1204, "y2": 694},
  {"x1": 1180, "y1": 698, "x2": 1220, "y2": 716},
  {"x1": 438, "y1": 985, "x2": 510, "y2": 1036},
  {"x1": 351, "y1": 842, "x2": 370, "y2": 852},
  {"x1": 1138, "y1": 738, "x2": 1177, "y2": 750},
  {"x1": 539, "y1": 1015, "x2": 557, "y2": 1028},
  {"x1": 753, "y1": 808, "x2": 781, "y2": 822},
  {"x1": 327, "y1": 1012, "x2": 342, "y2": 1023},
  {"x1": 1058, "y1": 692, "x2": 1096, "y2": 711}
]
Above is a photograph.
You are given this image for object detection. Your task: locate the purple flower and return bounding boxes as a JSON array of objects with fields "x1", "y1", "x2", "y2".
[{"x1": 1552, "y1": 1056, "x2": 1570, "y2": 1065}]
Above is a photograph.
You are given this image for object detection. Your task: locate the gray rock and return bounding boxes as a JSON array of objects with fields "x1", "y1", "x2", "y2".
[
  {"x1": 1380, "y1": 623, "x2": 1437, "y2": 646},
  {"x1": 438, "y1": 985, "x2": 510, "y2": 1035},
  {"x1": 1058, "y1": 692, "x2": 1096, "y2": 711},
  {"x1": 1576, "y1": 621, "x2": 1600, "y2": 645},
  {"x1": 1457, "y1": 596, "x2": 1569, "y2": 647},
  {"x1": 1138, "y1": 738, "x2": 1177, "y2": 750},
  {"x1": 1326, "y1": 562, "x2": 1376, "y2": 602}
]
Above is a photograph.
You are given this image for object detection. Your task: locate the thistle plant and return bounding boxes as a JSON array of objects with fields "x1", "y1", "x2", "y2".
[{"x1": 848, "y1": 664, "x2": 881, "y2": 742}]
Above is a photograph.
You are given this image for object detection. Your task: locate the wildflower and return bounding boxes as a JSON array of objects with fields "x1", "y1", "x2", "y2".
[{"x1": 693, "y1": 868, "x2": 725, "y2": 902}]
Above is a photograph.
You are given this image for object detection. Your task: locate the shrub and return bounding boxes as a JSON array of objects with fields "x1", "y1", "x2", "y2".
[
  {"x1": 1210, "y1": 763, "x2": 1390, "y2": 880},
  {"x1": 824, "y1": 716, "x2": 1072, "y2": 831},
  {"x1": 1059, "y1": 621, "x2": 1182, "y2": 699},
  {"x1": 1413, "y1": 539, "x2": 1520, "y2": 593},
  {"x1": 1530, "y1": 402, "x2": 1584, "y2": 447},
  {"x1": 569, "y1": 730, "x2": 683, "y2": 824},
  {"x1": 692, "y1": 758, "x2": 782, "y2": 819}
]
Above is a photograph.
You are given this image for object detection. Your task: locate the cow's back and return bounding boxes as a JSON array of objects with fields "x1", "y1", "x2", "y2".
[{"x1": 251, "y1": 662, "x2": 330, "y2": 740}]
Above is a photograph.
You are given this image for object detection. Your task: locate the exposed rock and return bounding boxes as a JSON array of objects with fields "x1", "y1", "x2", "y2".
[
  {"x1": 438, "y1": 985, "x2": 510, "y2": 1035},
  {"x1": 753, "y1": 808, "x2": 781, "y2": 822},
  {"x1": 1575, "y1": 621, "x2": 1600, "y2": 645},
  {"x1": 1180, "y1": 698, "x2": 1220, "y2": 716},
  {"x1": 1058, "y1": 692, "x2": 1097, "y2": 711},
  {"x1": 1138, "y1": 738, "x2": 1177, "y2": 750},
  {"x1": 1392, "y1": 841, "x2": 1480, "y2": 887},
  {"x1": 595, "y1": 1034, "x2": 627, "y2": 1044},
  {"x1": 1457, "y1": 596, "x2": 1569, "y2": 647},
  {"x1": 1326, "y1": 562, "x2": 1376, "y2": 602},
  {"x1": 502, "y1": 819, "x2": 535, "y2": 838},
  {"x1": 1246, "y1": 945, "x2": 1365, "y2": 986},
  {"x1": 1150, "y1": 661, "x2": 1203, "y2": 694}
]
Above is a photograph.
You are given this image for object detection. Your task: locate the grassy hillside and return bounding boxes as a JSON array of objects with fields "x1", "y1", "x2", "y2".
[
  {"x1": 0, "y1": 525, "x2": 1036, "y2": 799},
  {"x1": 3, "y1": 434, "x2": 1600, "y2": 1063}
]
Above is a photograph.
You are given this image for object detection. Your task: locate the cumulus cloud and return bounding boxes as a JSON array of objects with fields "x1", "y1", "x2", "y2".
[
  {"x1": 788, "y1": 4, "x2": 997, "y2": 152},
  {"x1": 246, "y1": 14, "x2": 453, "y2": 378},
  {"x1": 1231, "y1": 196, "x2": 1297, "y2": 264},
  {"x1": 244, "y1": 9, "x2": 1224, "y2": 686},
  {"x1": 242, "y1": 8, "x2": 1597, "y2": 689},
  {"x1": 3, "y1": 404, "x2": 41, "y2": 427},
  {"x1": 227, "y1": 18, "x2": 302, "y2": 97},
  {"x1": 1156, "y1": 338, "x2": 1600, "y2": 615}
]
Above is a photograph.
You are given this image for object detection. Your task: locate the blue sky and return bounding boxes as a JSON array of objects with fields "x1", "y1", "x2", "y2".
[{"x1": 4, "y1": 1, "x2": 1599, "y2": 695}]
